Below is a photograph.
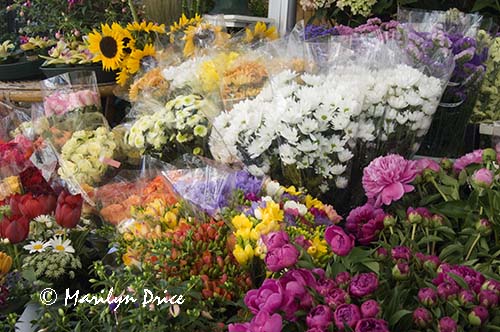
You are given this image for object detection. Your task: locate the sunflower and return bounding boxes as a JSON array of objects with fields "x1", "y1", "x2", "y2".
[
  {"x1": 169, "y1": 14, "x2": 203, "y2": 43},
  {"x1": 127, "y1": 21, "x2": 166, "y2": 34},
  {"x1": 183, "y1": 23, "x2": 230, "y2": 58},
  {"x1": 127, "y1": 44, "x2": 156, "y2": 75},
  {"x1": 88, "y1": 23, "x2": 127, "y2": 71},
  {"x1": 245, "y1": 22, "x2": 278, "y2": 43},
  {"x1": 116, "y1": 69, "x2": 130, "y2": 86}
]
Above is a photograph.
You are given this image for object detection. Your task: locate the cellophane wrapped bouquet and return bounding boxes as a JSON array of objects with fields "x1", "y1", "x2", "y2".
[
  {"x1": 398, "y1": 8, "x2": 495, "y2": 157},
  {"x1": 328, "y1": 34, "x2": 453, "y2": 166},
  {"x1": 472, "y1": 34, "x2": 500, "y2": 124},
  {"x1": 35, "y1": 71, "x2": 120, "y2": 192}
]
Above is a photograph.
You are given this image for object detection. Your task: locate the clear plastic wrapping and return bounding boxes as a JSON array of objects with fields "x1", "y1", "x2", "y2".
[
  {"x1": 92, "y1": 156, "x2": 177, "y2": 225},
  {"x1": 40, "y1": 70, "x2": 101, "y2": 117}
]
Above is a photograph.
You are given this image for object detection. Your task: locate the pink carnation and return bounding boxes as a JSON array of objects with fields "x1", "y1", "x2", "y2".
[
  {"x1": 362, "y1": 155, "x2": 417, "y2": 207},
  {"x1": 453, "y1": 149, "x2": 483, "y2": 172}
]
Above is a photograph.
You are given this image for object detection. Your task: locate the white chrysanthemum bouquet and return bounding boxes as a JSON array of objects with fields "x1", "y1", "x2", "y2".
[
  {"x1": 211, "y1": 69, "x2": 364, "y2": 194},
  {"x1": 126, "y1": 94, "x2": 215, "y2": 161}
]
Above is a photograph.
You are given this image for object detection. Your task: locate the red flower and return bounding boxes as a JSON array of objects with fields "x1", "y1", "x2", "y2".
[
  {"x1": 19, "y1": 167, "x2": 54, "y2": 195},
  {"x1": 17, "y1": 193, "x2": 57, "y2": 219},
  {"x1": 55, "y1": 191, "x2": 83, "y2": 228},
  {"x1": 0, "y1": 215, "x2": 29, "y2": 244}
]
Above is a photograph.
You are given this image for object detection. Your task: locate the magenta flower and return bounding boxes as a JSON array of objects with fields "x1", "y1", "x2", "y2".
[
  {"x1": 265, "y1": 243, "x2": 300, "y2": 272},
  {"x1": 468, "y1": 306, "x2": 489, "y2": 326},
  {"x1": 263, "y1": 231, "x2": 289, "y2": 250},
  {"x1": 418, "y1": 288, "x2": 437, "y2": 307},
  {"x1": 482, "y1": 279, "x2": 500, "y2": 294},
  {"x1": 244, "y1": 279, "x2": 283, "y2": 315},
  {"x1": 360, "y1": 300, "x2": 380, "y2": 318},
  {"x1": 415, "y1": 158, "x2": 440, "y2": 174},
  {"x1": 478, "y1": 290, "x2": 499, "y2": 308},
  {"x1": 459, "y1": 290, "x2": 476, "y2": 306},
  {"x1": 228, "y1": 323, "x2": 250, "y2": 332},
  {"x1": 391, "y1": 246, "x2": 412, "y2": 262},
  {"x1": 334, "y1": 304, "x2": 361, "y2": 330},
  {"x1": 335, "y1": 272, "x2": 351, "y2": 288},
  {"x1": 349, "y1": 273, "x2": 379, "y2": 298},
  {"x1": 315, "y1": 278, "x2": 337, "y2": 297},
  {"x1": 472, "y1": 168, "x2": 494, "y2": 188},
  {"x1": 247, "y1": 310, "x2": 283, "y2": 332},
  {"x1": 413, "y1": 307, "x2": 432, "y2": 328},
  {"x1": 345, "y1": 204, "x2": 386, "y2": 245},
  {"x1": 437, "y1": 282, "x2": 460, "y2": 300},
  {"x1": 279, "y1": 269, "x2": 315, "y2": 320},
  {"x1": 325, "y1": 288, "x2": 350, "y2": 310},
  {"x1": 362, "y1": 154, "x2": 417, "y2": 207},
  {"x1": 306, "y1": 305, "x2": 334, "y2": 329},
  {"x1": 438, "y1": 317, "x2": 457, "y2": 332},
  {"x1": 453, "y1": 149, "x2": 483, "y2": 172},
  {"x1": 354, "y1": 318, "x2": 389, "y2": 332},
  {"x1": 325, "y1": 225, "x2": 355, "y2": 256}
]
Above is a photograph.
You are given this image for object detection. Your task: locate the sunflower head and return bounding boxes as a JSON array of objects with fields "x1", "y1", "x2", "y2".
[
  {"x1": 245, "y1": 22, "x2": 278, "y2": 43},
  {"x1": 127, "y1": 21, "x2": 166, "y2": 34},
  {"x1": 88, "y1": 23, "x2": 127, "y2": 71},
  {"x1": 127, "y1": 44, "x2": 157, "y2": 75}
]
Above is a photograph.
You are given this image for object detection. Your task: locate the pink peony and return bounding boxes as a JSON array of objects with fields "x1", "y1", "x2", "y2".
[
  {"x1": 472, "y1": 168, "x2": 494, "y2": 188},
  {"x1": 415, "y1": 158, "x2": 440, "y2": 174},
  {"x1": 362, "y1": 155, "x2": 418, "y2": 207},
  {"x1": 453, "y1": 149, "x2": 483, "y2": 172}
]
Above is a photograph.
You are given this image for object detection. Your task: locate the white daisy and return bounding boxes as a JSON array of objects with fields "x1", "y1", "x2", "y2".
[
  {"x1": 49, "y1": 237, "x2": 75, "y2": 254},
  {"x1": 34, "y1": 215, "x2": 53, "y2": 224},
  {"x1": 23, "y1": 241, "x2": 49, "y2": 253}
]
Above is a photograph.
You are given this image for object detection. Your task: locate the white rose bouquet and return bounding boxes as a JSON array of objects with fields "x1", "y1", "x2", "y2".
[{"x1": 58, "y1": 127, "x2": 117, "y2": 186}]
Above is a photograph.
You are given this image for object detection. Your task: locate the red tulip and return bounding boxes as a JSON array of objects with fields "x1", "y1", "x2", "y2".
[
  {"x1": 17, "y1": 193, "x2": 57, "y2": 219},
  {"x1": 0, "y1": 215, "x2": 29, "y2": 244},
  {"x1": 55, "y1": 191, "x2": 83, "y2": 228}
]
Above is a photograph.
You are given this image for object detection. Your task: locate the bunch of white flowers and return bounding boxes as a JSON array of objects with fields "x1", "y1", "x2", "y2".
[
  {"x1": 211, "y1": 69, "x2": 365, "y2": 193},
  {"x1": 162, "y1": 56, "x2": 208, "y2": 90},
  {"x1": 357, "y1": 64, "x2": 444, "y2": 155},
  {"x1": 58, "y1": 126, "x2": 116, "y2": 186},
  {"x1": 126, "y1": 94, "x2": 212, "y2": 160}
]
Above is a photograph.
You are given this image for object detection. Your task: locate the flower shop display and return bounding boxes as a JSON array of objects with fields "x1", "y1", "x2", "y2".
[{"x1": 4, "y1": 7, "x2": 500, "y2": 332}]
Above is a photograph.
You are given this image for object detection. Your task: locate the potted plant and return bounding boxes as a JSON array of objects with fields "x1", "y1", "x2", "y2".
[
  {"x1": 39, "y1": 38, "x2": 115, "y2": 83},
  {"x1": 0, "y1": 37, "x2": 53, "y2": 81}
]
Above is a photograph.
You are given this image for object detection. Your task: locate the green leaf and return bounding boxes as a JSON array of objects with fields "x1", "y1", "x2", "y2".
[
  {"x1": 331, "y1": 262, "x2": 347, "y2": 276},
  {"x1": 22, "y1": 268, "x2": 37, "y2": 283},
  {"x1": 448, "y1": 272, "x2": 469, "y2": 290},
  {"x1": 362, "y1": 261, "x2": 380, "y2": 274},
  {"x1": 420, "y1": 193, "x2": 442, "y2": 206},
  {"x1": 472, "y1": 0, "x2": 497, "y2": 11},
  {"x1": 417, "y1": 235, "x2": 444, "y2": 246},
  {"x1": 439, "y1": 244, "x2": 464, "y2": 260},
  {"x1": 433, "y1": 201, "x2": 470, "y2": 219},
  {"x1": 389, "y1": 309, "x2": 412, "y2": 326},
  {"x1": 484, "y1": 325, "x2": 500, "y2": 331}
]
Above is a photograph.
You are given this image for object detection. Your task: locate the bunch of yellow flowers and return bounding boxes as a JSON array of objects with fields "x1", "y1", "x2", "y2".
[{"x1": 232, "y1": 200, "x2": 284, "y2": 266}]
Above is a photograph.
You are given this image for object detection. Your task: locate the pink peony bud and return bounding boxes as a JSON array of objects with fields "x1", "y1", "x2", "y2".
[{"x1": 472, "y1": 168, "x2": 494, "y2": 188}]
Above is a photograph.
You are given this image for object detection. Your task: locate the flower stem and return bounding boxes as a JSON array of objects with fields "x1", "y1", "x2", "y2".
[
  {"x1": 430, "y1": 178, "x2": 449, "y2": 202},
  {"x1": 425, "y1": 227, "x2": 430, "y2": 254},
  {"x1": 389, "y1": 226, "x2": 394, "y2": 236},
  {"x1": 128, "y1": 0, "x2": 139, "y2": 22},
  {"x1": 465, "y1": 234, "x2": 481, "y2": 261},
  {"x1": 411, "y1": 224, "x2": 417, "y2": 242},
  {"x1": 431, "y1": 230, "x2": 437, "y2": 256}
]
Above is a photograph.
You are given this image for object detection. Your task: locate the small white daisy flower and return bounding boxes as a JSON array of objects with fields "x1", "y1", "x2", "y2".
[
  {"x1": 23, "y1": 241, "x2": 49, "y2": 253},
  {"x1": 49, "y1": 237, "x2": 75, "y2": 254}
]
